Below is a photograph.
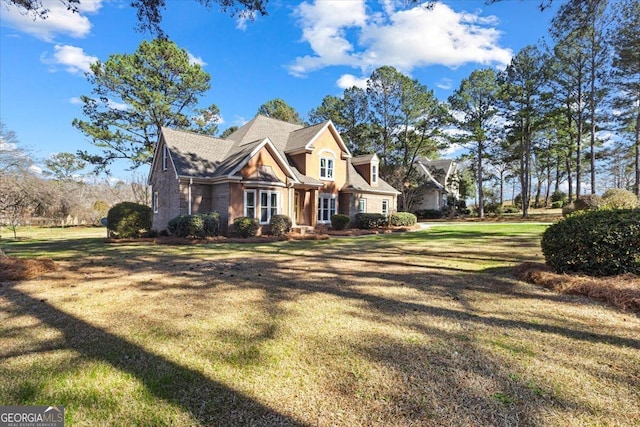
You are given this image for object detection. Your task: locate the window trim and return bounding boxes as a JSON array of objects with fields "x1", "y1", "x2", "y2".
[
  {"x1": 319, "y1": 149, "x2": 336, "y2": 181},
  {"x1": 259, "y1": 190, "x2": 279, "y2": 224},
  {"x1": 371, "y1": 163, "x2": 378, "y2": 184},
  {"x1": 162, "y1": 145, "x2": 168, "y2": 171},
  {"x1": 244, "y1": 190, "x2": 256, "y2": 219},
  {"x1": 382, "y1": 199, "x2": 389, "y2": 216},
  {"x1": 358, "y1": 198, "x2": 367, "y2": 213},
  {"x1": 317, "y1": 193, "x2": 337, "y2": 223},
  {"x1": 152, "y1": 191, "x2": 158, "y2": 213}
]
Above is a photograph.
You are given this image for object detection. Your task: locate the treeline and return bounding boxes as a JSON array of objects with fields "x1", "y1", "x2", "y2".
[
  {"x1": 300, "y1": 0, "x2": 639, "y2": 217},
  {"x1": 0, "y1": 123, "x2": 148, "y2": 237}
]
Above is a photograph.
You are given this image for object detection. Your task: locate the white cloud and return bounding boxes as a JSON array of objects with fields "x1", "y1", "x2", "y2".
[
  {"x1": 69, "y1": 97, "x2": 82, "y2": 105},
  {"x1": 0, "y1": 0, "x2": 102, "y2": 41},
  {"x1": 436, "y1": 78, "x2": 453, "y2": 90},
  {"x1": 289, "y1": 1, "x2": 512, "y2": 77},
  {"x1": 187, "y1": 52, "x2": 207, "y2": 67},
  {"x1": 336, "y1": 74, "x2": 368, "y2": 89},
  {"x1": 236, "y1": 10, "x2": 257, "y2": 31},
  {"x1": 41, "y1": 45, "x2": 98, "y2": 74}
]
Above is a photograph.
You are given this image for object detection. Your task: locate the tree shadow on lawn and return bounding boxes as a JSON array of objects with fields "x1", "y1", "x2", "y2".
[
  {"x1": 0, "y1": 285, "x2": 307, "y2": 426},
  {"x1": 4, "y1": 232, "x2": 639, "y2": 424}
]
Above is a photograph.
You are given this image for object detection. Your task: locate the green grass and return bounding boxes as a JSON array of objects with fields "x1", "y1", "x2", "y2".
[{"x1": 1, "y1": 224, "x2": 639, "y2": 426}]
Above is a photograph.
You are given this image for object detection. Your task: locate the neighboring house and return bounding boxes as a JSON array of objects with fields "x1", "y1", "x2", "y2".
[
  {"x1": 411, "y1": 157, "x2": 460, "y2": 211},
  {"x1": 148, "y1": 115, "x2": 400, "y2": 234}
]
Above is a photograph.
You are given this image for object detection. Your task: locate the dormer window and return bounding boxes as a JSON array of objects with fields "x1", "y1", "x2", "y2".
[
  {"x1": 320, "y1": 156, "x2": 334, "y2": 180},
  {"x1": 371, "y1": 164, "x2": 378, "y2": 184}
]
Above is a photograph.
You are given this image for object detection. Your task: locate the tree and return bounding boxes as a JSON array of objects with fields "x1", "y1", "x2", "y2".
[
  {"x1": 2, "y1": 0, "x2": 268, "y2": 35},
  {"x1": 73, "y1": 38, "x2": 218, "y2": 174},
  {"x1": 448, "y1": 68, "x2": 500, "y2": 218},
  {"x1": 611, "y1": 0, "x2": 640, "y2": 197},
  {"x1": 498, "y1": 45, "x2": 549, "y2": 217},
  {"x1": 552, "y1": 0, "x2": 610, "y2": 195},
  {"x1": 549, "y1": 30, "x2": 589, "y2": 199},
  {"x1": 367, "y1": 66, "x2": 405, "y2": 170},
  {"x1": 308, "y1": 87, "x2": 370, "y2": 154},
  {"x1": 44, "y1": 152, "x2": 86, "y2": 181},
  {"x1": 257, "y1": 99, "x2": 303, "y2": 124}
]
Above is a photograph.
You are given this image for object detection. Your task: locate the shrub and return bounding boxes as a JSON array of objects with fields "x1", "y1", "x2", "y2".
[
  {"x1": 107, "y1": 202, "x2": 152, "y2": 238},
  {"x1": 503, "y1": 206, "x2": 520, "y2": 214},
  {"x1": 168, "y1": 213, "x2": 220, "y2": 238},
  {"x1": 233, "y1": 216, "x2": 259, "y2": 238},
  {"x1": 574, "y1": 194, "x2": 602, "y2": 212},
  {"x1": 541, "y1": 208, "x2": 640, "y2": 276},
  {"x1": 389, "y1": 212, "x2": 417, "y2": 227},
  {"x1": 269, "y1": 214, "x2": 292, "y2": 236},
  {"x1": 562, "y1": 203, "x2": 576, "y2": 217},
  {"x1": 601, "y1": 188, "x2": 639, "y2": 210},
  {"x1": 484, "y1": 203, "x2": 503, "y2": 216},
  {"x1": 414, "y1": 209, "x2": 442, "y2": 219},
  {"x1": 551, "y1": 200, "x2": 563, "y2": 209},
  {"x1": 354, "y1": 213, "x2": 387, "y2": 229},
  {"x1": 551, "y1": 190, "x2": 567, "y2": 204},
  {"x1": 331, "y1": 214, "x2": 351, "y2": 230}
]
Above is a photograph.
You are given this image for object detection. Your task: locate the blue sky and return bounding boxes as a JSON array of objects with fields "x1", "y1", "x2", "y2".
[{"x1": 0, "y1": 0, "x2": 559, "y2": 180}]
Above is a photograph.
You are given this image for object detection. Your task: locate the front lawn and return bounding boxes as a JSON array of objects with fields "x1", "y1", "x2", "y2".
[{"x1": 1, "y1": 224, "x2": 638, "y2": 426}]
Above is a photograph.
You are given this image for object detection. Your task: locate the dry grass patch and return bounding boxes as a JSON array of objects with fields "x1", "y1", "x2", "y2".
[
  {"x1": 514, "y1": 262, "x2": 640, "y2": 313},
  {"x1": 2, "y1": 225, "x2": 639, "y2": 426},
  {"x1": 0, "y1": 253, "x2": 57, "y2": 281}
]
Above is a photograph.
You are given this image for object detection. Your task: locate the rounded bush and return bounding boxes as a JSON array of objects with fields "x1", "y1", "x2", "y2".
[
  {"x1": 551, "y1": 200, "x2": 563, "y2": 209},
  {"x1": 601, "y1": 188, "x2": 639, "y2": 210},
  {"x1": 562, "y1": 203, "x2": 576, "y2": 217},
  {"x1": 503, "y1": 206, "x2": 520, "y2": 214},
  {"x1": 551, "y1": 190, "x2": 567, "y2": 204},
  {"x1": 484, "y1": 203, "x2": 503, "y2": 216},
  {"x1": 107, "y1": 202, "x2": 152, "y2": 238},
  {"x1": 168, "y1": 213, "x2": 220, "y2": 238},
  {"x1": 541, "y1": 209, "x2": 640, "y2": 276},
  {"x1": 574, "y1": 194, "x2": 602, "y2": 212},
  {"x1": 331, "y1": 214, "x2": 351, "y2": 230},
  {"x1": 389, "y1": 212, "x2": 417, "y2": 226},
  {"x1": 269, "y1": 214, "x2": 292, "y2": 236},
  {"x1": 354, "y1": 213, "x2": 387, "y2": 229},
  {"x1": 233, "y1": 216, "x2": 259, "y2": 238}
]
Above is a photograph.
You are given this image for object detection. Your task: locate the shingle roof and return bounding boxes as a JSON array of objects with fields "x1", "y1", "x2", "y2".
[
  {"x1": 351, "y1": 153, "x2": 377, "y2": 165},
  {"x1": 343, "y1": 163, "x2": 400, "y2": 194},
  {"x1": 161, "y1": 127, "x2": 234, "y2": 178},
  {"x1": 226, "y1": 115, "x2": 303, "y2": 152},
  {"x1": 159, "y1": 117, "x2": 398, "y2": 197},
  {"x1": 286, "y1": 122, "x2": 327, "y2": 153}
]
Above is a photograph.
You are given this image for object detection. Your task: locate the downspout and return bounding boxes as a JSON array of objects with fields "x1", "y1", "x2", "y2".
[{"x1": 188, "y1": 178, "x2": 193, "y2": 215}]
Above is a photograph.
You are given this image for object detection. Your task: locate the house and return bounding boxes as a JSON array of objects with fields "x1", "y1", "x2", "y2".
[
  {"x1": 411, "y1": 157, "x2": 460, "y2": 211},
  {"x1": 147, "y1": 115, "x2": 400, "y2": 235}
]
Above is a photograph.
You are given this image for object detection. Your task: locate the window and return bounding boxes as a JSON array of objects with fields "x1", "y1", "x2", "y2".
[
  {"x1": 371, "y1": 164, "x2": 378, "y2": 184},
  {"x1": 244, "y1": 190, "x2": 256, "y2": 219},
  {"x1": 152, "y1": 192, "x2": 158, "y2": 213},
  {"x1": 358, "y1": 198, "x2": 367, "y2": 213},
  {"x1": 320, "y1": 157, "x2": 334, "y2": 180},
  {"x1": 162, "y1": 146, "x2": 168, "y2": 171},
  {"x1": 382, "y1": 199, "x2": 389, "y2": 216},
  {"x1": 317, "y1": 194, "x2": 337, "y2": 223},
  {"x1": 259, "y1": 191, "x2": 279, "y2": 224}
]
